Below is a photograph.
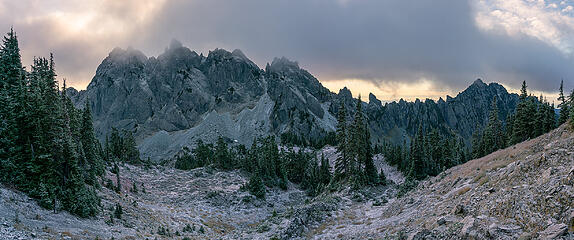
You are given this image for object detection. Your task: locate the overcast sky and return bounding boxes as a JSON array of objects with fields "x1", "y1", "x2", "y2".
[{"x1": 1, "y1": 0, "x2": 573, "y2": 101}]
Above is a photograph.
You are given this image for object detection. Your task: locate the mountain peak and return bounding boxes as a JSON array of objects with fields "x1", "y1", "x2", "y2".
[
  {"x1": 472, "y1": 78, "x2": 486, "y2": 87},
  {"x1": 338, "y1": 87, "x2": 352, "y2": 98},
  {"x1": 267, "y1": 57, "x2": 299, "y2": 73},
  {"x1": 231, "y1": 49, "x2": 247, "y2": 59},
  {"x1": 368, "y1": 93, "x2": 382, "y2": 106},
  {"x1": 106, "y1": 47, "x2": 147, "y2": 63},
  {"x1": 169, "y1": 39, "x2": 183, "y2": 50}
]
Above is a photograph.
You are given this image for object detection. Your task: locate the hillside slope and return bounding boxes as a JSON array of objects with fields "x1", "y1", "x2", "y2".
[
  {"x1": 311, "y1": 124, "x2": 574, "y2": 239},
  {"x1": 0, "y1": 126, "x2": 571, "y2": 239}
]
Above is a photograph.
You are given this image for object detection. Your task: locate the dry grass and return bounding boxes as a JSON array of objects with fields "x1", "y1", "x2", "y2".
[
  {"x1": 203, "y1": 217, "x2": 236, "y2": 234},
  {"x1": 456, "y1": 186, "x2": 471, "y2": 196},
  {"x1": 473, "y1": 171, "x2": 486, "y2": 183},
  {"x1": 478, "y1": 176, "x2": 489, "y2": 186}
]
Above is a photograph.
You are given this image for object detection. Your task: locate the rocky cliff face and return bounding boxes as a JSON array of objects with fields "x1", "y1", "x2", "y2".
[
  {"x1": 369, "y1": 79, "x2": 519, "y2": 145},
  {"x1": 70, "y1": 40, "x2": 265, "y2": 142},
  {"x1": 265, "y1": 57, "x2": 337, "y2": 141},
  {"x1": 70, "y1": 43, "x2": 520, "y2": 162}
]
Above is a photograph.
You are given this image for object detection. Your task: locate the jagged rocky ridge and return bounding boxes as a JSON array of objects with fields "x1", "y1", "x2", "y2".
[{"x1": 68, "y1": 41, "x2": 519, "y2": 162}]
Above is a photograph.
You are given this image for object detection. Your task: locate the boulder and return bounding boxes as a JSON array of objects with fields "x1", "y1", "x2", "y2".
[
  {"x1": 460, "y1": 216, "x2": 475, "y2": 235},
  {"x1": 454, "y1": 204, "x2": 466, "y2": 216},
  {"x1": 488, "y1": 223, "x2": 522, "y2": 238},
  {"x1": 538, "y1": 223, "x2": 567, "y2": 239},
  {"x1": 437, "y1": 218, "x2": 446, "y2": 226}
]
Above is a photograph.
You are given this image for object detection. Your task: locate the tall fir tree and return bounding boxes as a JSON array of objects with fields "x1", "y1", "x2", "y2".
[
  {"x1": 408, "y1": 124, "x2": 426, "y2": 180},
  {"x1": 0, "y1": 28, "x2": 24, "y2": 183},
  {"x1": 505, "y1": 113, "x2": 514, "y2": 146},
  {"x1": 511, "y1": 81, "x2": 532, "y2": 144},
  {"x1": 471, "y1": 124, "x2": 483, "y2": 159},
  {"x1": 0, "y1": 27, "x2": 24, "y2": 90},
  {"x1": 334, "y1": 102, "x2": 349, "y2": 179},
  {"x1": 319, "y1": 153, "x2": 331, "y2": 185},
  {"x1": 482, "y1": 97, "x2": 504, "y2": 155},
  {"x1": 533, "y1": 96, "x2": 546, "y2": 137},
  {"x1": 215, "y1": 136, "x2": 231, "y2": 169},
  {"x1": 81, "y1": 101, "x2": 104, "y2": 185},
  {"x1": 543, "y1": 102, "x2": 556, "y2": 133},
  {"x1": 363, "y1": 128, "x2": 378, "y2": 184},
  {"x1": 558, "y1": 80, "x2": 569, "y2": 125}
]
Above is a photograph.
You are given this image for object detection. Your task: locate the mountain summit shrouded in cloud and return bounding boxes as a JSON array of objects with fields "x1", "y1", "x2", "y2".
[{"x1": 1, "y1": 0, "x2": 573, "y2": 98}]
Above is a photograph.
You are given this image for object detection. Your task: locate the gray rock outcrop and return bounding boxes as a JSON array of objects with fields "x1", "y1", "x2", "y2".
[{"x1": 69, "y1": 43, "x2": 523, "y2": 162}]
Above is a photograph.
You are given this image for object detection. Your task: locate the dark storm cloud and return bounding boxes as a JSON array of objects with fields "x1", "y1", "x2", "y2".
[
  {"x1": 132, "y1": 0, "x2": 573, "y2": 92},
  {"x1": 1, "y1": 0, "x2": 573, "y2": 93}
]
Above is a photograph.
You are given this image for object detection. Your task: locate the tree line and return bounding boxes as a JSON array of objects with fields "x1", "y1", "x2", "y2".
[
  {"x1": 0, "y1": 28, "x2": 147, "y2": 218},
  {"x1": 174, "y1": 135, "x2": 334, "y2": 198},
  {"x1": 334, "y1": 96, "x2": 385, "y2": 187},
  {"x1": 472, "y1": 81, "x2": 558, "y2": 159},
  {"x1": 379, "y1": 124, "x2": 468, "y2": 181},
  {"x1": 0, "y1": 29, "x2": 103, "y2": 217},
  {"x1": 381, "y1": 79, "x2": 574, "y2": 183}
]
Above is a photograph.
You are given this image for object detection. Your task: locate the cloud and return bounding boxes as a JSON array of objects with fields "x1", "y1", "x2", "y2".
[
  {"x1": 0, "y1": 0, "x2": 573, "y2": 96},
  {"x1": 475, "y1": 0, "x2": 574, "y2": 55},
  {"x1": 0, "y1": 0, "x2": 166, "y2": 89}
]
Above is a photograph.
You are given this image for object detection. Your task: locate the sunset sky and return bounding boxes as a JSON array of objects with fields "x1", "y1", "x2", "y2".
[{"x1": 1, "y1": 0, "x2": 573, "y2": 102}]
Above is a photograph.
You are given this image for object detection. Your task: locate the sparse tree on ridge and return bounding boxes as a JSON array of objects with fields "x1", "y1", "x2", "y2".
[
  {"x1": 511, "y1": 81, "x2": 533, "y2": 144},
  {"x1": 558, "y1": 80, "x2": 569, "y2": 125}
]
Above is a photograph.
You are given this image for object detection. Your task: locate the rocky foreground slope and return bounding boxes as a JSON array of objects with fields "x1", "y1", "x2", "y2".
[
  {"x1": 311, "y1": 124, "x2": 574, "y2": 239},
  {"x1": 1, "y1": 124, "x2": 573, "y2": 239}
]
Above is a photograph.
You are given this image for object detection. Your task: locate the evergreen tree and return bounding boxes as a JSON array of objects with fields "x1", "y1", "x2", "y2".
[
  {"x1": 525, "y1": 97, "x2": 538, "y2": 139},
  {"x1": 114, "y1": 203, "x2": 123, "y2": 219},
  {"x1": 115, "y1": 164, "x2": 121, "y2": 193},
  {"x1": 0, "y1": 28, "x2": 24, "y2": 181},
  {"x1": 558, "y1": 80, "x2": 569, "y2": 125},
  {"x1": 108, "y1": 128, "x2": 123, "y2": 161},
  {"x1": 247, "y1": 171, "x2": 265, "y2": 199},
  {"x1": 378, "y1": 169, "x2": 387, "y2": 185},
  {"x1": 279, "y1": 161, "x2": 289, "y2": 190},
  {"x1": 214, "y1": 136, "x2": 232, "y2": 169},
  {"x1": 511, "y1": 81, "x2": 532, "y2": 144},
  {"x1": 482, "y1": 96, "x2": 504, "y2": 154},
  {"x1": 122, "y1": 130, "x2": 140, "y2": 164},
  {"x1": 364, "y1": 128, "x2": 378, "y2": 184},
  {"x1": 471, "y1": 124, "x2": 483, "y2": 159},
  {"x1": 408, "y1": 124, "x2": 425, "y2": 180},
  {"x1": 428, "y1": 129, "x2": 442, "y2": 172},
  {"x1": 543, "y1": 102, "x2": 556, "y2": 132},
  {"x1": 319, "y1": 153, "x2": 331, "y2": 185},
  {"x1": 349, "y1": 97, "x2": 366, "y2": 178},
  {"x1": 0, "y1": 27, "x2": 24, "y2": 90},
  {"x1": 505, "y1": 113, "x2": 514, "y2": 146},
  {"x1": 334, "y1": 102, "x2": 349, "y2": 179},
  {"x1": 0, "y1": 28, "x2": 23, "y2": 183},
  {"x1": 0, "y1": 29, "x2": 103, "y2": 217},
  {"x1": 301, "y1": 155, "x2": 317, "y2": 195},
  {"x1": 244, "y1": 139, "x2": 258, "y2": 172},
  {"x1": 80, "y1": 101, "x2": 104, "y2": 185}
]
